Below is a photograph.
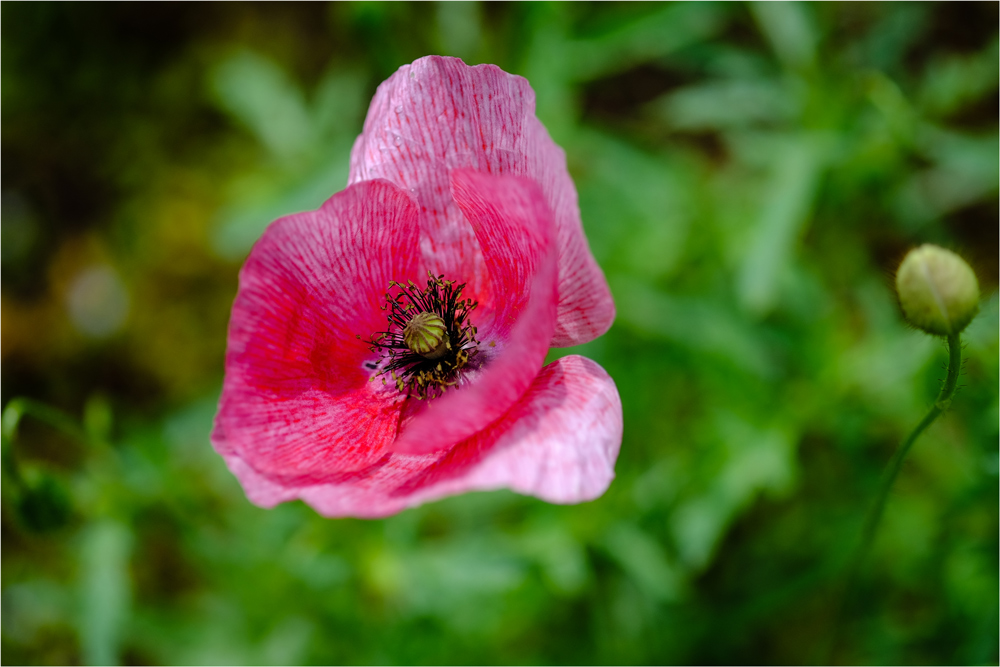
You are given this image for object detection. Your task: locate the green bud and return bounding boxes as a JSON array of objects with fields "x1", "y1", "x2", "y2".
[
  {"x1": 403, "y1": 311, "x2": 450, "y2": 359},
  {"x1": 895, "y1": 244, "x2": 979, "y2": 336}
]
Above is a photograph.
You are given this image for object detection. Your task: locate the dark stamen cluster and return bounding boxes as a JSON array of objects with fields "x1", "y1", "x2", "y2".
[{"x1": 366, "y1": 273, "x2": 479, "y2": 399}]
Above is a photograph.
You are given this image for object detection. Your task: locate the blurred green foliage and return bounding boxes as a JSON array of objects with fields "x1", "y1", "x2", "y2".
[{"x1": 2, "y1": 2, "x2": 997, "y2": 664}]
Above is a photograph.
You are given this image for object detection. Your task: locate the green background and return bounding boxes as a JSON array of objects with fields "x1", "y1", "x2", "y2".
[{"x1": 2, "y1": 2, "x2": 997, "y2": 664}]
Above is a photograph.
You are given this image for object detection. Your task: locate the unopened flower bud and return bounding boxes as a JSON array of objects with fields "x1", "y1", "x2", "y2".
[{"x1": 895, "y1": 244, "x2": 979, "y2": 336}]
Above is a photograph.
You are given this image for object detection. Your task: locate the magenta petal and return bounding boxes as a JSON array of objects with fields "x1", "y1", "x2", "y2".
[
  {"x1": 349, "y1": 55, "x2": 614, "y2": 348},
  {"x1": 223, "y1": 447, "x2": 438, "y2": 518},
  {"x1": 465, "y1": 355, "x2": 622, "y2": 503},
  {"x1": 212, "y1": 180, "x2": 422, "y2": 485},
  {"x1": 390, "y1": 170, "x2": 558, "y2": 455},
  {"x1": 397, "y1": 355, "x2": 623, "y2": 505},
  {"x1": 235, "y1": 354, "x2": 623, "y2": 518}
]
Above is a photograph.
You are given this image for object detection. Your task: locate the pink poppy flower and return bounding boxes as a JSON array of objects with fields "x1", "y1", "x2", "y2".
[{"x1": 212, "y1": 56, "x2": 622, "y2": 518}]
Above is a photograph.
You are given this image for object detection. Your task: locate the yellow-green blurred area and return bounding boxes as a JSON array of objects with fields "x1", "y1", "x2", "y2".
[{"x1": 2, "y1": 2, "x2": 998, "y2": 664}]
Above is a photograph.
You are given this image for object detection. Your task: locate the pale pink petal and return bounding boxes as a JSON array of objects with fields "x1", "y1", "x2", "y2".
[
  {"x1": 522, "y1": 120, "x2": 616, "y2": 347},
  {"x1": 237, "y1": 355, "x2": 622, "y2": 518},
  {"x1": 348, "y1": 55, "x2": 614, "y2": 347},
  {"x1": 394, "y1": 355, "x2": 624, "y2": 506},
  {"x1": 391, "y1": 170, "x2": 558, "y2": 455},
  {"x1": 212, "y1": 180, "x2": 422, "y2": 484},
  {"x1": 221, "y1": 452, "x2": 301, "y2": 508},
  {"x1": 224, "y1": 446, "x2": 440, "y2": 518}
]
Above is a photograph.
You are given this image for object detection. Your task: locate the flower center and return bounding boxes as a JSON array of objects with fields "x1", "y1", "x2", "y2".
[
  {"x1": 367, "y1": 273, "x2": 479, "y2": 399},
  {"x1": 403, "y1": 311, "x2": 450, "y2": 359}
]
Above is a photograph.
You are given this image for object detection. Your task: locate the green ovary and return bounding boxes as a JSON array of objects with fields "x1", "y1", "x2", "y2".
[{"x1": 403, "y1": 311, "x2": 450, "y2": 359}]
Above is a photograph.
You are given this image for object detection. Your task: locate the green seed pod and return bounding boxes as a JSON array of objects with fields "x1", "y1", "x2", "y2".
[
  {"x1": 403, "y1": 311, "x2": 450, "y2": 359},
  {"x1": 895, "y1": 244, "x2": 979, "y2": 336}
]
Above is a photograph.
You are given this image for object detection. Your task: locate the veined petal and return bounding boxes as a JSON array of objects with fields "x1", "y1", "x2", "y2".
[
  {"x1": 395, "y1": 355, "x2": 623, "y2": 505},
  {"x1": 225, "y1": 447, "x2": 437, "y2": 518},
  {"x1": 234, "y1": 355, "x2": 622, "y2": 518},
  {"x1": 349, "y1": 55, "x2": 614, "y2": 348},
  {"x1": 391, "y1": 170, "x2": 558, "y2": 455},
  {"x1": 482, "y1": 355, "x2": 622, "y2": 503},
  {"x1": 212, "y1": 180, "x2": 422, "y2": 485}
]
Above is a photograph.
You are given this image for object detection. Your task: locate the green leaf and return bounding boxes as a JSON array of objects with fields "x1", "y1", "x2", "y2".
[
  {"x1": 650, "y1": 78, "x2": 798, "y2": 131},
  {"x1": 750, "y1": 1, "x2": 817, "y2": 71},
  {"x1": 613, "y1": 276, "x2": 774, "y2": 377},
  {"x1": 737, "y1": 133, "x2": 827, "y2": 316},
  {"x1": 210, "y1": 50, "x2": 313, "y2": 160},
  {"x1": 80, "y1": 521, "x2": 132, "y2": 666},
  {"x1": 568, "y1": 3, "x2": 727, "y2": 81},
  {"x1": 603, "y1": 522, "x2": 682, "y2": 602}
]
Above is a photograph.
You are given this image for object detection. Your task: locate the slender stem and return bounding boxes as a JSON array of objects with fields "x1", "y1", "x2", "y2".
[
  {"x1": 830, "y1": 333, "x2": 962, "y2": 662},
  {"x1": 1, "y1": 398, "x2": 93, "y2": 488},
  {"x1": 859, "y1": 333, "x2": 961, "y2": 558},
  {"x1": 2, "y1": 398, "x2": 91, "y2": 444}
]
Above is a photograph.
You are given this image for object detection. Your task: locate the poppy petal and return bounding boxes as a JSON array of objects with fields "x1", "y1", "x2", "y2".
[
  {"x1": 348, "y1": 55, "x2": 614, "y2": 348},
  {"x1": 227, "y1": 355, "x2": 621, "y2": 517},
  {"x1": 392, "y1": 354, "x2": 624, "y2": 506},
  {"x1": 391, "y1": 170, "x2": 559, "y2": 455},
  {"x1": 212, "y1": 179, "x2": 422, "y2": 484}
]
